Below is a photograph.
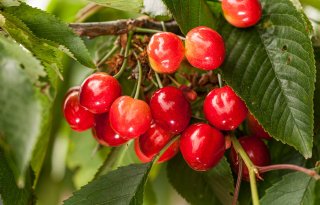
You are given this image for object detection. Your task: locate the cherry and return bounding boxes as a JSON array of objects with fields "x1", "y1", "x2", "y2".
[
  {"x1": 150, "y1": 86, "x2": 191, "y2": 135},
  {"x1": 134, "y1": 137, "x2": 180, "y2": 163},
  {"x1": 109, "y1": 96, "x2": 152, "y2": 139},
  {"x1": 63, "y1": 87, "x2": 95, "y2": 132},
  {"x1": 222, "y1": 0, "x2": 262, "y2": 28},
  {"x1": 180, "y1": 123, "x2": 225, "y2": 171},
  {"x1": 203, "y1": 85, "x2": 248, "y2": 130},
  {"x1": 230, "y1": 136, "x2": 271, "y2": 181},
  {"x1": 139, "y1": 123, "x2": 173, "y2": 158},
  {"x1": 79, "y1": 72, "x2": 121, "y2": 114},
  {"x1": 247, "y1": 113, "x2": 272, "y2": 140},
  {"x1": 185, "y1": 26, "x2": 225, "y2": 70},
  {"x1": 134, "y1": 139, "x2": 152, "y2": 163},
  {"x1": 147, "y1": 32, "x2": 184, "y2": 74},
  {"x1": 92, "y1": 113, "x2": 128, "y2": 147}
]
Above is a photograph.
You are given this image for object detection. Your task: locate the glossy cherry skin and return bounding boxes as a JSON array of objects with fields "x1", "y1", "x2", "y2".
[
  {"x1": 139, "y1": 123, "x2": 174, "y2": 158},
  {"x1": 109, "y1": 96, "x2": 152, "y2": 139},
  {"x1": 185, "y1": 26, "x2": 225, "y2": 70},
  {"x1": 63, "y1": 87, "x2": 95, "y2": 132},
  {"x1": 79, "y1": 72, "x2": 121, "y2": 114},
  {"x1": 247, "y1": 113, "x2": 272, "y2": 140},
  {"x1": 92, "y1": 113, "x2": 128, "y2": 147},
  {"x1": 180, "y1": 123, "x2": 225, "y2": 171},
  {"x1": 222, "y1": 0, "x2": 262, "y2": 28},
  {"x1": 203, "y1": 85, "x2": 248, "y2": 130},
  {"x1": 230, "y1": 136, "x2": 271, "y2": 181},
  {"x1": 134, "y1": 137, "x2": 180, "y2": 163},
  {"x1": 150, "y1": 86, "x2": 191, "y2": 135},
  {"x1": 147, "y1": 32, "x2": 184, "y2": 74}
]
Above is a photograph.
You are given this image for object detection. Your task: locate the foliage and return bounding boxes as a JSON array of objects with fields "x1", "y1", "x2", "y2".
[{"x1": 0, "y1": 0, "x2": 319, "y2": 204}]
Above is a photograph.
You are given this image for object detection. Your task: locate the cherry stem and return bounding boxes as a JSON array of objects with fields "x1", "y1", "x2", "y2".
[
  {"x1": 231, "y1": 136, "x2": 260, "y2": 205},
  {"x1": 94, "y1": 147, "x2": 122, "y2": 178},
  {"x1": 75, "y1": 3, "x2": 103, "y2": 23},
  {"x1": 167, "y1": 75, "x2": 181, "y2": 87},
  {"x1": 232, "y1": 157, "x2": 243, "y2": 205},
  {"x1": 154, "y1": 72, "x2": 164, "y2": 88},
  {"x1": 96, "y1": 43, "x2": 119, "y2": 68},
  {"x1": 217, "y1": 73, "x2": 223, "y2": 88},
  {"x1": 153, "y1": 135, "x2": 180, "y2": 163},
  {"x1": 133, "y1": 51, "x2": 143, "y2": 99},
  {"x1": 257, "y1": 164, "x2": 320, "y2": 180},
  {"x1": 113, "y1": 140, "x2": 133, "y2": 169},
  {"x1": 113, "y1": 31, "x2": 133, "y2": 79},
  {"x1": 161, "y1": 21, "x2": 167, "y2": 32},
  {"x1": 94, "y1": 140, "x2": 133, "y2": 178},
  {"x1": 133, "y1": 27, "x2": 186, "y2": 40}
]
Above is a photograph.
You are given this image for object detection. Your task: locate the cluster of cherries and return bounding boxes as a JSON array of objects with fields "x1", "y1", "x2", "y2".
[{"x1": 63, "y1": 0, "x2": 269, "y2": 180}]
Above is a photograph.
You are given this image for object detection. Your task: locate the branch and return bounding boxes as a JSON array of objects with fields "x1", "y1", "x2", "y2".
[{"x1": 69, "y1": 19, "x2": 181, "y2": 38}]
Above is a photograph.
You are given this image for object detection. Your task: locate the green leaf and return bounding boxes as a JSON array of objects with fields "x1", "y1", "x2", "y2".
[
  {"x1": 3, "y1": 2, "x2": 94, "y2": 68},
  {"x1": 0, "y1": 0, "x2": 20, "y2": 7},
  {"x1": 0, "y1": 149, "x2": 34, "y2": 205},
  {"x1": 260, "y1": 168, "x2": 320, "y2": 205},
  {"x1": 1, "y1": 11, "x2": 64, "y2": 85},
  {"x1": 0, "y1": 36, "x2": 46, "y2": 185},
  {"x1": 218, "y1": 0, "x2": 315, "y2": 158},
  {"x1": 64, "y1": 163, "x2": 152, "y2": 205},
  {"x1": 88, "y1": 0, "x2": 143, "y2": 13},
  {"x1": 167, "y1": 154, "x2": 234, "y2": 205},
  {"x1": 314, "y1": 47, "x2": 320, "y2": 133},
  {"x1": 30, "y1": 93, "x2": 53, "y2": 187},
  {"x1": 161, "y1": 0, "x2": 217, "y2": 34}
]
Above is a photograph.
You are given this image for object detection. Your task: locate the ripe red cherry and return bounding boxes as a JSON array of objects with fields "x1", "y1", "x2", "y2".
[
  {"x1": 230, "y1": 136, "x2": 271, "y2": 181},
  {"x1": 150, "y1": 86, "x2": 191, "y2": 135},
  {"x1": 63, "y1": 87, "x2": 95, "y2": 132},
  {"x1": 92, "y1": 113, "x2": 128, "y2": 147},
  {"x1": 222, "y1": 0, "x2": 262, "y2": 28},
  {"x1": 109, "y1": 96, "x2": 152, "y2": 139},
  {"x1": 79, "y1": 72, "x2": 121, "y2": 114},
  {"x1": 247, "y1": 113, "x2": 272, "y2": 140},
  {"x1": 185, "y1": 26, "x2": 225, "y2": 70},
  {"x1": 134, "y1": 137, "x2": 180, "y2": 163},
  {"x1": 203, "y1": 85, "x2": 248, "y2": 130},
  {"x1": 180, "y1": 123, "x2": 225, "y2": 171},
  {"x1": 147, "y1": 32, "x2": 184, "y2": 74},
  {"x1": 139, "y1": 123, "x2": 173, "y2": 158}
]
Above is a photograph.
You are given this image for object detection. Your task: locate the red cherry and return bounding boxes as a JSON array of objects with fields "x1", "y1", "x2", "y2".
[
  {"x1": 185, "y1": 26, "x2": 225, "y2": 70},
  {"x1": 230, "y1": 136, "x2": 271, "y2": 181},
  {"x1": 180, "y1": 123, "x2": 225, "y2": 171},
  {"x1": 92, "y1": 113, "x2": 128, "y2": 146},
  {"x1": 247, "y1": 113, "x2": 272, "y2": 140},
  {"x1": 134, "y1": 137, "x2": 180, "y2": 163},
  {"x1": 150, "y1": 86, "x2": 191, "y2": 135},
  {"x1": 147, "y1": 32, "x2": 184, "y2": 74},
  {"x1": 109, "y1": 96, "x2": 152, "y2": 139},
  {"x1": 139, "y1": 123, "x2": 173, "y2": 158},
  {"x1": 222, "y1": 0, "x2": 262, "y2": 28},
  {"x1": 134, "y1": 139, "x2": 152, "y2": 163},
  {"x1": 63, "y1": 87, "x2": 95, "y2": 132},
  {"x1": 79, "y1": 72, "x2": 121, "y2": 114},
  {"x1": 203, "y1": 85, "x2": 248, "y2": 130}
]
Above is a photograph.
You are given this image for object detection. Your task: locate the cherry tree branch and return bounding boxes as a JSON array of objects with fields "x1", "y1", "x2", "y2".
[
  {"x1": 257, "y1": 164, "x2": 320, "y2": 180},
  {"x1": 69, "y1": 19, "x2": 181, "y2": 38}
]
